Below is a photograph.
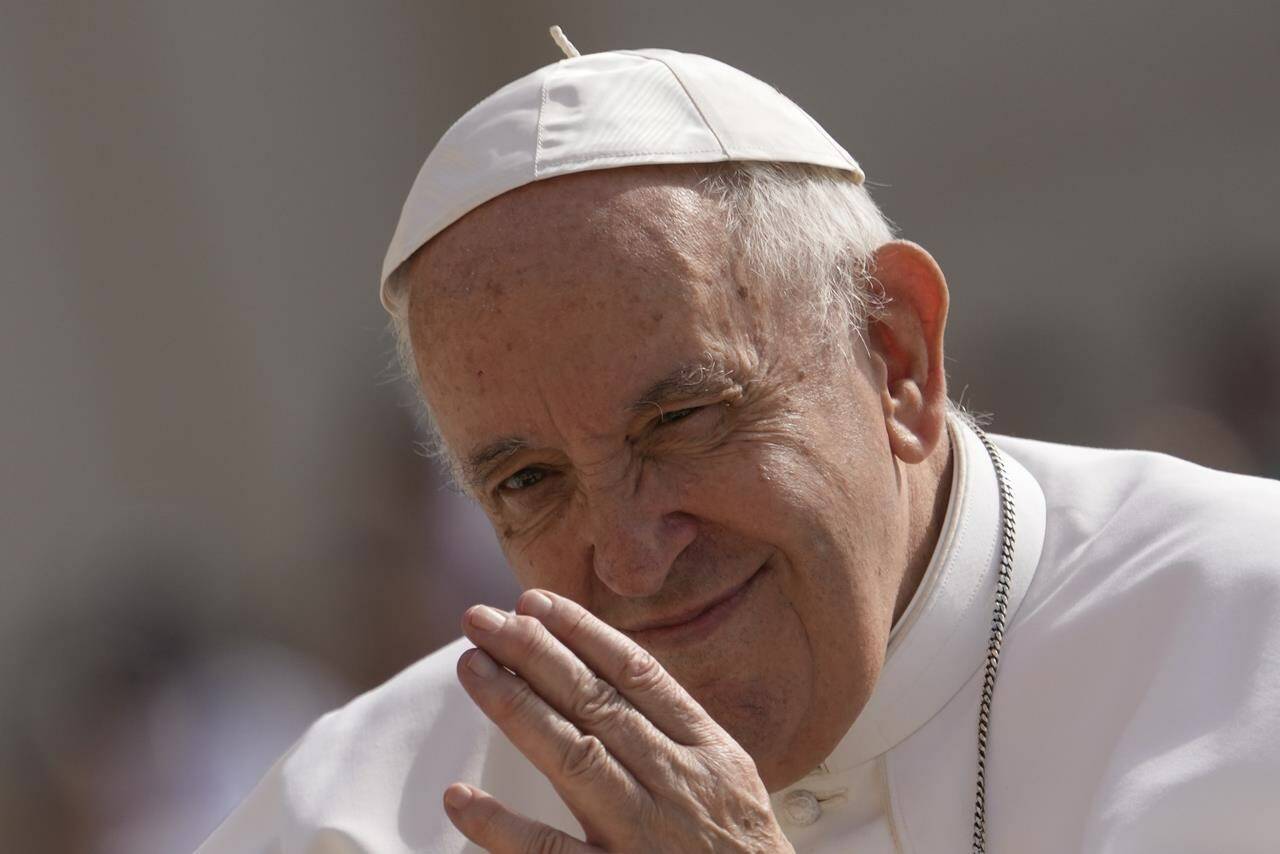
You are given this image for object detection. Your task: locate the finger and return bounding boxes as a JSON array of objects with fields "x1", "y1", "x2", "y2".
[
  {"x1": 454, "y1": 647, "x2": 649, "y2": 828},
  {"x1": 462, "y1": 604, "x2": 675, "y2": 774},
  {"x1": 443, "y1": 783, "x2": 600, "y2": 854},
  {"x1": 514, "y1": 590, "x2": 719, "y2": 747}
]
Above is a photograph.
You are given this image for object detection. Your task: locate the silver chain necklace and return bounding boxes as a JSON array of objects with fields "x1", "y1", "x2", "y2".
[{"x1": 970, "y1": 422, "x2": 1017, "y2": 854}]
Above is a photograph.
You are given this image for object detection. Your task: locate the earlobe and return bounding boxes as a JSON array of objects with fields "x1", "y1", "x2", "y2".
[
  {"x1": 883, "y1": 377, "x2": 932, "y2": 463},
  {"x1": 867, "y1": 241, "x2": 950, "y2": 464}
]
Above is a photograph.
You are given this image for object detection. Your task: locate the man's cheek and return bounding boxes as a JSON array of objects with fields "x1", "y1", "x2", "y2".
[{"x1": 504, "y1": 539, "x2": 592, "y2": 603}]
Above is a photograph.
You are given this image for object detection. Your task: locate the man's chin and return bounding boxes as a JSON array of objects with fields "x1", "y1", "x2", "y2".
[
  {"x1": 678, "y1": 678, "x2": 801, "y2": 780},
  {"x1": 707, "y1": 697, "x2": 814, "y2": 791},
  {"x1": 679, "y1": 667, "x2": 868, "y2": 792}
]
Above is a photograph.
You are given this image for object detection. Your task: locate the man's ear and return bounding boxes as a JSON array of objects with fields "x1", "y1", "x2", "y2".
[{"x1": 865, "y1": 240, "x2": 950, "y2": 464}]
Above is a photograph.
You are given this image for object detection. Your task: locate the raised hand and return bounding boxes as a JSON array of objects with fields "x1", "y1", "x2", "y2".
[{"x1": 444, "y1": 588, "x2": 794, "y2": 854}]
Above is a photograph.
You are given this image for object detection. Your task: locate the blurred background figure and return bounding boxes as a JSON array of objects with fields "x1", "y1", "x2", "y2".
[{"x1": 1, "y1": 2, "x2": 1276, "y2": 850}]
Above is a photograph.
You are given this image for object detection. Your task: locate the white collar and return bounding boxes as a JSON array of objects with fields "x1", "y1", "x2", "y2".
[{"x1": 823, "y1": 415, "x2": 1047, "y2": 771}]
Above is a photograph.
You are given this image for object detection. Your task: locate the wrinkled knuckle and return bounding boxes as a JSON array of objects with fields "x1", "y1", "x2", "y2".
[
  {"x1": 497, "y1": 679, "x2": 540, "y2": 721},
  {"x1": 560, "y1": 733, "x2": 610, "y2": 783},
  {"x1": 570, "y1": 672, "x2": 624, "y2": 730},
  {"x1": 620, "y1": 649, "x2": 666, "y2": 693},
  {"x1": 511, "y1": 614, "x2": 548, "y2": 657},
  {"x1": 521, "y1": 824, "x2": 568, "y2": 854}
]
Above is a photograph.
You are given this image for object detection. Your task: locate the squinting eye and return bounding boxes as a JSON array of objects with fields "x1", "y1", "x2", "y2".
[
  {"x1": 658, "y1": 406, "x2": 701, "y2": 425},
  {"x1": 501, "y1": 468, "x2": 546, "y2": 492}
]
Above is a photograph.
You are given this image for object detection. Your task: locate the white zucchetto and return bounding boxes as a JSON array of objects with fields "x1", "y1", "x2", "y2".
[{"x1": 380, "y1": 30, "x2": 864, "y2": 311}]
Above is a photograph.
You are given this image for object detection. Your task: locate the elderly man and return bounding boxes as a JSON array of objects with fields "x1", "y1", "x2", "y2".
[{"x1": 201, "y1": 32, "x2": 1280, "y2": 854}]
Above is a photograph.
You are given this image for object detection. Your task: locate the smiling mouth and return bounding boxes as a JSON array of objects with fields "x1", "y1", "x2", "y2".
[{"x1": 622, "y1": 562, "x2": 769, "y2": 645}]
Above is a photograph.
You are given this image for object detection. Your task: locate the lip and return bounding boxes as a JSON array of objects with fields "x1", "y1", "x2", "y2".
[{"x1": 622, "y1": 563, "x2": 768, "y2": 645}]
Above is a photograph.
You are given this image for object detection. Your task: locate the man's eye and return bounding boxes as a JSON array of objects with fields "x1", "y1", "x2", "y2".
[
  {"x1": 501, "y1": 468, "x2": 546, "y2": 491},
  {"x1": 658, "y1": 406, "x2": 702, "y2": 425}
]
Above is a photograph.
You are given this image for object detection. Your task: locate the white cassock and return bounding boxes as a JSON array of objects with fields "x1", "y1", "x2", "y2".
[{"x1": 199, "y1": 417, "x2": 1280, "y2": 853}]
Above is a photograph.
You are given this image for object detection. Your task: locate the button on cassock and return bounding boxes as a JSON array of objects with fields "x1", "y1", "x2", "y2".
[{"x1": 781, "y1": 789, "x2": 822, "y2": 826}]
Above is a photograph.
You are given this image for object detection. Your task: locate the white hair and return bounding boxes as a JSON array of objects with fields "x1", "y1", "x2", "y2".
[{"x1": 382, "y1": 161, "x2": 897, "y2": 463}]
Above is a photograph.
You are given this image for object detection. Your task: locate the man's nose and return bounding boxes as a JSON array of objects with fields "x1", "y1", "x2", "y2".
[{"x1": 583, "y1": 477, "x2": 697, "y2": 598}]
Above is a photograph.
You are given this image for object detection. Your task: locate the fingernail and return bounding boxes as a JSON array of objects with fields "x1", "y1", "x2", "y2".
[
  {"x1": 465, "y1": 649, "x2": 499, "y2": 679},
  {"x1": 520, "y1": 590, "x2": 553, "y2": 618},
  {"x1": 444, "y1": 784, "x2": 473, "y2": 810},
  {"x1": 469, "y1": 605, "x2": 507, "y2": 632}
]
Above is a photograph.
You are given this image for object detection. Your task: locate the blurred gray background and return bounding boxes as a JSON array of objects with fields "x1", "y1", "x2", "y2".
[{"x1": 2, "y1": 1, "x2": 1277, "y2": 850}]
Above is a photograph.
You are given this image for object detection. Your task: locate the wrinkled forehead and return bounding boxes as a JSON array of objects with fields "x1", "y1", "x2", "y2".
[{"x1": 403, "y1": 167, "x2": 764, "y2": 457}]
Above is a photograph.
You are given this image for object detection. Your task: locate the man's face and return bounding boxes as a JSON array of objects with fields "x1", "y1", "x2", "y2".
[{"x1": 409, "y1": 167, "x2": 917, "y2": 788}]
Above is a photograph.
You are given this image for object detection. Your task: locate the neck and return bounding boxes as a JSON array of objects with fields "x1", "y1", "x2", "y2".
[{"x1": 893, "y1": 422, "x2": 954, "y2": 626}]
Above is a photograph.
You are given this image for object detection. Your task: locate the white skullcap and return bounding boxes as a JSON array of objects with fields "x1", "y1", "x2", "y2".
[{"x1": 379, "y1": 27, "x2": 865, "y2": 312}]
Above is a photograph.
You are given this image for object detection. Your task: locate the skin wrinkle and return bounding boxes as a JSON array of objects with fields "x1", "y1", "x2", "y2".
[{"x1": 409, "y1": 164, "x2": 952, "y2": 792}]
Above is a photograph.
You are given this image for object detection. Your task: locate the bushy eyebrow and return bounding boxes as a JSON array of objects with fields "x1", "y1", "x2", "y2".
[
  {"x1": 461, "y1": 436, "x2": 528, "y2": 492},
  {"x1": 628, "y1": 356, "x2": 737, "y2": 414}
]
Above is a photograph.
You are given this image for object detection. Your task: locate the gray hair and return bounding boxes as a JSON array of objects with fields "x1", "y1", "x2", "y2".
[{"x1": 382, "y1": 161, "x2": 897, "y2": 464}]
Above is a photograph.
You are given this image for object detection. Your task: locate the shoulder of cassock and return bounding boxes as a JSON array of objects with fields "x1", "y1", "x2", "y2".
[
  {"x1": 198, "y1": 436, "x2": 1280, "y2": 854},
  {"x1": 195, "y1": 630, "x2": 571, "y2": 854},
  {"x1": 987, "y1": 434, "x2": 1280, "y2": 852}
]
